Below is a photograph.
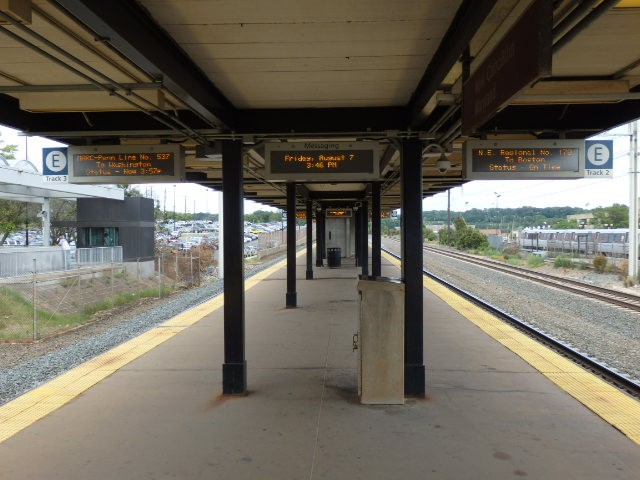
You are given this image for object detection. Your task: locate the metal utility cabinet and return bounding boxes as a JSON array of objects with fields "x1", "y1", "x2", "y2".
[{"x1": 356, "y1": 276, "x2": 405, "y2": 405}]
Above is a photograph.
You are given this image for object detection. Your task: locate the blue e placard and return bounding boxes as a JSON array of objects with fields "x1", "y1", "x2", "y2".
[
  {"x1": 42, "y1": 147, "x2": 69, "y2": 176},
  {"x1": 585, "y1": 140, "x2": 613, "y2": 170}
]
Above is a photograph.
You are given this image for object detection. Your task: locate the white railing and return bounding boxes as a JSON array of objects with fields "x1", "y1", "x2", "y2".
[
  {"x1": 76, "y1": 246, "x2": 123, "y2": 264},
  {"x1": 0, "y1": 247, "x2": 64, "y2": 277},
  {"x1": 0, "y1": 246, "x2": 123, "y2": 278}
]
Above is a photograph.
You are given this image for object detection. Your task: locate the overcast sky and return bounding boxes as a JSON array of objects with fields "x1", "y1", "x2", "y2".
[{"x1": 2, "y1": 122, "x2": 638, "y2": 214}]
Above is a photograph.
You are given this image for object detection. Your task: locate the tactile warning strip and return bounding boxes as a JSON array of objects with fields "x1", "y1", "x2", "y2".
[
  {"x1": 0, "y1": 252, "x2": 298, "y2": 444},
  {"x1": 382, "y1": 251, "x2": 640, "y2": 445}
]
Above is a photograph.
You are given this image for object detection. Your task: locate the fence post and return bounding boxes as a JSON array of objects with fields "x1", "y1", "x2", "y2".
[
  {"x1": 111, "y1": 262, "x2": 115, "y2": 307},
  {"x1": 190, "y1": 249, "x2": 193, "y2": 286},
  {"x1": 157, "y1": 254, "x2": 162, "y2": 298},
  {"x1": 32, "y1": 258, "x2": 38, "y2": 340},
  {"x1": 174, "y1": 252, "x2": 178, "y2": 288}
]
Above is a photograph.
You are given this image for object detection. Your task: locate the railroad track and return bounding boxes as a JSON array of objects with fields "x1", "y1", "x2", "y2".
[
  {"x1": 381, "y1": 245, "x2": 640, "y2": 398},
  {"x1": 422, "y1": 244, "x2": 640, "y2": 313}
]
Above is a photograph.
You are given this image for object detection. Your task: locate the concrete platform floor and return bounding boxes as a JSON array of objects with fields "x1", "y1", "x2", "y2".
[{"x1": 0, "y1": 254, "x2": 639, "y2": 479}]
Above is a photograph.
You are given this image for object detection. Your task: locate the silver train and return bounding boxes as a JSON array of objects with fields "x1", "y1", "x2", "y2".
[{"x1": 520, "y1": 228, "x2": 631, "y2": 257}]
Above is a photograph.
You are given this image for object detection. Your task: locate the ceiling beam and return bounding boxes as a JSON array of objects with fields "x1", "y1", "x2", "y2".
[
  {"x1": 482, "y1": 100, "x2": 640, "y2": 135},
  {"x1": 236, "y1": 107, "x2": 407, "y2": 135},
  {"x1": 53, "y1": 0, "x2": 236, "y2": 131},
  {"x1": 308, "y1": 191, "x2": 366, "y2": 200},
  {"x1": 406, "y1": 0, "x2": 497, "y2": 129}
]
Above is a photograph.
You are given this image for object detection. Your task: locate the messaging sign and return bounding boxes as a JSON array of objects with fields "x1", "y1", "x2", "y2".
[
  {"x1": 68, "y1": 144, "x2": 184, "y2": 184},
  {"x1": 463, "y1": 140, "x2": 584, "y2": 179}
]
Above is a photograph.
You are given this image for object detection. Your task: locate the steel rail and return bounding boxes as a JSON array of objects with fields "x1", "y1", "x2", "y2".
[{"x1": 382, "y1": 246, "x2": 640, "y2": 397}]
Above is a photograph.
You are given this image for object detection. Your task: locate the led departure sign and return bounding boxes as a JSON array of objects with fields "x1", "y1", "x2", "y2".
[
  {"x1": 463, "y1": 140, "x2": 584, "y2": 179},
  {"x1": 326, "y1": 209, "x2": 352, "y2": 218},
  {"x1": 265, "y1": 141, "x2": 380, "y2": 181},
  {"x1": 68, "y1": 144, "x2": 184, "y2": 184}
]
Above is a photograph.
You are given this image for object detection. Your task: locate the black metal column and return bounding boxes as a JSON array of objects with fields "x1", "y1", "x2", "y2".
[
  {"x1": 316, "y1": 208, "x2": 324, "y2": 267},
  {"x1": 401, "y1": 138, "x2": 425, "y2": 396},
  {"x1": 305, "y1": 200, "x2": 313, "y2": 280},
  {"x1": 222, "y1": 140, "x2": 246, "y2": 395},
  {"x1": 286, "y1": 183, "x2": 297, "y2": 308},
  {"x1": 361, "y1": 200, "x2": 369, "y2": 276},
  {"x1": 354, "y1": 207, "x2": 360, "y2": 266},
  {"x1": 371, "y1": 182, "x2": 382, "y2": 277}
]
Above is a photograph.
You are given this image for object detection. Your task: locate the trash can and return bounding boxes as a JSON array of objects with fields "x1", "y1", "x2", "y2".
[{"x1": 327, "y1": 247, "x2": 341, "y2": 268}]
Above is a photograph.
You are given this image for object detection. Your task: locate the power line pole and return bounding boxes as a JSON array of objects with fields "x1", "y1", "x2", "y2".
[{"x1": 629, "y1": 120, "x2": 639, "y2": 280}]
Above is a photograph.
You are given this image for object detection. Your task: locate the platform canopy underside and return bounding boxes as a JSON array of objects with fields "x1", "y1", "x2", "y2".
[{"x1": 0, "y1": 0, "x2": 639, "y2": 210}]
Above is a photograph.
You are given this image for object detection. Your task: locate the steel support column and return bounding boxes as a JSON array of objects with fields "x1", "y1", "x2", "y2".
[
  {"x1": 286, "y1": 183, "x2": 297, "y2": 308},
  {"x1": 401, "y1": 138, "x2": 425, "y2": 396},
  {"x1": 354, "y1": 207, "x2": 360, "y2": 266},
  {"x1": 222, "y1": 140, "x2": 246, "y2": 395},
  {"x1": 361, "y1": 200, "x2": 369, "y2": 276},
  {"x1": 316, "y1": 208, "x2": 325, "y2": 267},
  {"x1": 371, "y1": 182, "x2": 382, "y2": 277},
  {"x1": 306, "y1": 200, "x2": 313, "y2": 279}
]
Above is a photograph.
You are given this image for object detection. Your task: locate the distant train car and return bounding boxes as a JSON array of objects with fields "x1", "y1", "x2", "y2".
[{"x1": 520, "y1": 228, "x2": 630, "y2": 258}]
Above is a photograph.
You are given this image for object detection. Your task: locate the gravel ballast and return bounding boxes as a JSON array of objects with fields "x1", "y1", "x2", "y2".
[{"x1": 412, "y1": 243, "x2": 640, "y2": 385}]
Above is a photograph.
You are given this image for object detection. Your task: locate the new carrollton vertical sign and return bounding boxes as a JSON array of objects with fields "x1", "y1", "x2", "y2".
[{"x1": 462, "y1": 0, "x2": 552, "y2": 134}]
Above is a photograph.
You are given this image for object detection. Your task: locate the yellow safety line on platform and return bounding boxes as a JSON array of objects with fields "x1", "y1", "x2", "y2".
[
  {"x1": 0, "y1": 251, "x2": 300, "y2": 445},
  {"x1": 381, "y1": 251, "x2": 640, "y2": 445}
]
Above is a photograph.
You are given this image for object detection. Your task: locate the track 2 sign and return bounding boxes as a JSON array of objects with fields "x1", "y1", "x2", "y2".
[{"x1": 585, "y1": 140, "x2": 613, "y2": 178}]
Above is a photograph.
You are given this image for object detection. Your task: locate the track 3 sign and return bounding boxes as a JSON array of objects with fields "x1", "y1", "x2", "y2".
[
  {"x1": 463, "y1": 140, "x2": 585, "y2": 179},
  {"x1": 42, "y1": 147, "x2": 68, "y2": 183}
]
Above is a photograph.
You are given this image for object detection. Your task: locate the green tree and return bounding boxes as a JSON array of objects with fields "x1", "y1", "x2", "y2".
[
  {"x1": 424, "y1": 228, "x2": 437, "y2": 242},
  {"x1": 49, "y1": 199, "x2": 77, "y2": 244},
  {"x1": 438, "y1": 227, "x2": 456, "y2": 246},
  {"x1": 1, "y1": 134, "x2": 18, "y2": 163},
  {"x1": 553, "y1": 218, "x2": 579, "y2": 229},
  {"x1": 0, "y1": 200, "x2": 26, "y2": 244},
  {"x1": 457, "y1": 228, "x2": 489, "y2": 250},
  {"x1": 0, "y1": 134, "x2": 22, "y2": 244},
  {"x1": 592, "y1": 204, "x2": 628, "y2": 228},
  {"x1": 453, "y1": 215, "x2": 468, "y2": 233},
  {"x1": 245, "y1": 210, "x2": 282, "y2": 224},
  {"x1": 117, "y1": 184, "x2": 143, "y2": 197}
]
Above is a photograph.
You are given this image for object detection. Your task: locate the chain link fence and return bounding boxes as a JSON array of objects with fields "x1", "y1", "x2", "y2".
[
  {"x1": 0, "y1": 226, "x2": 308, "y2": 342},
  {"x1": 0, "y1": 256, "x2": 200, "y2": 342}
]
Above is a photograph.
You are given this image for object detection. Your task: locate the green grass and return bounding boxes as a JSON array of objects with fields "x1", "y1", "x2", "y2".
[
  {"x1": 0, "y1": 286, "x2": 82, "y2": 340},
  {"x1": 0, "y1": 285, "x2": 172, "y2": 340},
  {"x1": 506, "y1": 256, "x2": 523, "y2": 266},
  {"x1": 554, "y1": 254, "x2": 574, "y2": 269},
  {"x1": 527, "y1": 254, "x2": 545, "y2": 268}
]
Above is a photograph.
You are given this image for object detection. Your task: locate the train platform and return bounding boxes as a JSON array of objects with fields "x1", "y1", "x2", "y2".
[{"x1": 1, "y1": 251, "x2": 639, "y2": 479}]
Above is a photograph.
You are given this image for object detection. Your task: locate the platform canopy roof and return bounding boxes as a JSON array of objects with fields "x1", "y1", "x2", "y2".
[
  {"x1": 0, "y1": 164, "x2": 124, "y2": 203},
  {"x1": 0, "y1": 0, "x2": 639, "y2": 211}
]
